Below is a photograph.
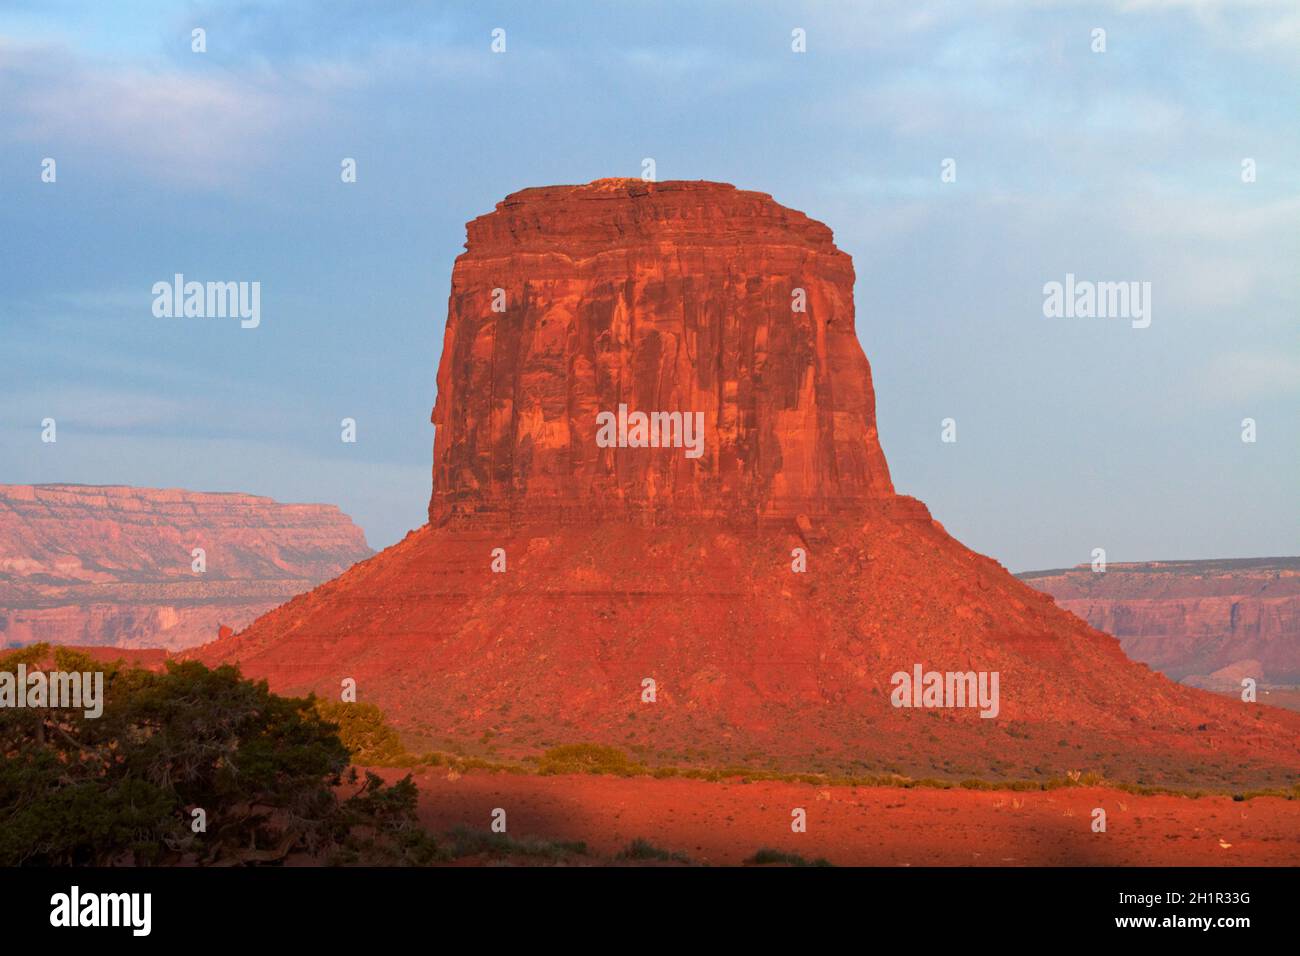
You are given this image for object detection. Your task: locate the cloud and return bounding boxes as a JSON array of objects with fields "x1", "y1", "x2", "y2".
[
  {"x1": 0, "y1": 37, "x2": 313, "y2": 188},
  {"x1": 1111, "y1": 0, "x2": 1300, "y2": 56}
]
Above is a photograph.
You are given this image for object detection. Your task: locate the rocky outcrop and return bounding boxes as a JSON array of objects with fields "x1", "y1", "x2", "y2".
[
  {"x1": 196, "y1": 181, "x2": 1300, "y2": 790},
  {"x1": 430, "y1": 179, "x2": 895, "y2": 525},
  {"x1": 1019, "y1": 558, "x2": 1300, "y2": 684},
  {"x1": 0, "y1": 484, "x2": 371, "y2": 650}
]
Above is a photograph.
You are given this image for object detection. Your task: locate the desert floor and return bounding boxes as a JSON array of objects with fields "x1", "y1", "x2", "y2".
[{"x1": 379, "y1": 768, "x2": 1300, "y2": 866}]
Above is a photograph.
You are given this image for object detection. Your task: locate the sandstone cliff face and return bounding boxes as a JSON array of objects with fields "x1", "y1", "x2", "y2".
[
  {"x1": 431, "y1": 179, "x2": 894, "y2": 525},
  {"x1": 0, "y1": 484, "x2": 372, "y2": 650},
  {"x1": 197, "y1": 181, "x2": 1300, "y2": 790},
  {"x1": 1019, "y1": 558, "x2": 1300, "y2": 684}
]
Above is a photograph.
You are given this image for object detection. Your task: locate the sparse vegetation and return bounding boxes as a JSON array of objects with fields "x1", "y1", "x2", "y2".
[
  {"x1": 5, "y1": 642, "x2": 1295, "y2": 866},
  {"x1": 746, "y1": 848, "x2": 832, "y2": 867},
  {"x1": 394, "y1": 740, "x2": 1300, "y2": 801},
  {"x1": 538, "y1": 743, "x2": 646, "y2": 776},
  {"x1": 616, "y1": 838, "x2": 691, "y2": 863},
  {"x1": 444, "y1": 825, "x2": 587, "y2": 861}
]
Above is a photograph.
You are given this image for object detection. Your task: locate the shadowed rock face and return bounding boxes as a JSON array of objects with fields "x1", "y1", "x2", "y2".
[
  {"x1": 197, "y1": 181, "x2": 1300, "y2": 789},
  {"x1": 0, "y1": 484, "x2": 372, "y2": 650},
  {"x1": 430, "y1": 179, "x2": 894, "y2": 526}
]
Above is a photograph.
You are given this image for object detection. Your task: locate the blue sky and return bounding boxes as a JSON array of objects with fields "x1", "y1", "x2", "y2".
[{"x1": 2, "y1": 0, "x2": 1296, "y2": 570}]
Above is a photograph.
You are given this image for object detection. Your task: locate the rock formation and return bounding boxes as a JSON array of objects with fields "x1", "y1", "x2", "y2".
[
  {"x1": 431, "y1": 178, "x2": 897, "y2": 525},
  {"x1": 0, "y1": 484, "x2": 371, "y2": 650},
  {"x1": 196, "y1": 180, "x2": 1300, "y2": 790},
  {"x1": 1019, "y1": 558, "x2": 1300, "y2": 685}
]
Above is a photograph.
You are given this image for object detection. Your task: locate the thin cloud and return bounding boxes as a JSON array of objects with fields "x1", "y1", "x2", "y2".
[{"x1": 1, "y1": 38, "x2": 309, "y2": 188}]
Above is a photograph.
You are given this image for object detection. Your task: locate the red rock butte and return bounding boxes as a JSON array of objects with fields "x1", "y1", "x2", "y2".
[
  {"x1": 431, "y1": 178, "x2": 899, "y2": 526},
  {"x1": 198, "y1": 180, "x2": 1300, "y2": 789}
]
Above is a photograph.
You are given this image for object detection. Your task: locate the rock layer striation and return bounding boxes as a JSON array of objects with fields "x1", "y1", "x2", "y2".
[
  {"x1": 0, "y1": 484, "x2": 371, "y2": 650},
  {"x1": 1020, "y1": 558, "x2": 1300, "y2": 685},
  {"x1": 430, "y1": 179, "x2": 895, "y2": 525}
]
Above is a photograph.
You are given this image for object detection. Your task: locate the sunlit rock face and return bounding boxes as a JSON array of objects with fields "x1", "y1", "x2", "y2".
[{"x1": 429, "y1": 179, "x2": 894, "y2": 526}]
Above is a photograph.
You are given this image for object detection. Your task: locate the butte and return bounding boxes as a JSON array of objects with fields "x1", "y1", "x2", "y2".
[{"x1": 196, "y1": 179, "x2": 1300, "y2": 789}]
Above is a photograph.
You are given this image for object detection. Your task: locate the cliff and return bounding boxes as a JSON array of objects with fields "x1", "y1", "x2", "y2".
[
  {"x1": 0, "y1": 484, "x2": 372, "y2": 650},
  {"x1": 1019, "y1": 558, "x2": 1300, "y2": 685},
  {"x1": 430, "y1": 178, "x2": 896, "y2": 525}
]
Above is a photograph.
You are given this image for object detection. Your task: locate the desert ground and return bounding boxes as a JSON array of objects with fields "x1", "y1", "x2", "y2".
[{"x1": 380, "y1": 767, "x2": 1300, "y2": 866}]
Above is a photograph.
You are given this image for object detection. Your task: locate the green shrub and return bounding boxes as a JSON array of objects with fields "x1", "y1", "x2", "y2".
[
  {"x1": 445, "y1": 825, "x2": 587, "y2": 861},
  {"x1": 616, "y1": 838, "x2": 691, "y2": 863},
  {"x1": 0, "y1": 659, "x2": 438, "y2": 866},
  {"x1": 314, "y1": 700, "x2": 407, "y2": 765},
  {"x1": 746, "y1": 848, "x2": 832, "y2": 867},
  {"x1": 0, "y1": 643, "x2": 50, "y2": 670},
  {"x1": 537, "y1": 743, "x2": 645, "y2": 776}
]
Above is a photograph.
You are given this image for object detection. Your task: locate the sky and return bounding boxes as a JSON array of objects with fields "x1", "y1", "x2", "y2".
[{"x1": 1, "y1": 0, "x2": 1296, "y2": 572}]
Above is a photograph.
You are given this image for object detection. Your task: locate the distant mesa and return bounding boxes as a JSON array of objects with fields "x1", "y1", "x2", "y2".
[
  {"x1": 191, "y1": 180, "x2": 1300, "y2": 789},
  {"x1": 1021, "y1": 557, "x2": 1300, "y2": 693},
  {"x1": 0, "y1": 483, "x2": 371, "y2": 651}
]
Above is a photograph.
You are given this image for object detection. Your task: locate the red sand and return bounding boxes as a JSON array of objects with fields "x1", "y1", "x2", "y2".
[{"x1": 388, "y1": 768, "x2": 1300, "y2": 866}]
